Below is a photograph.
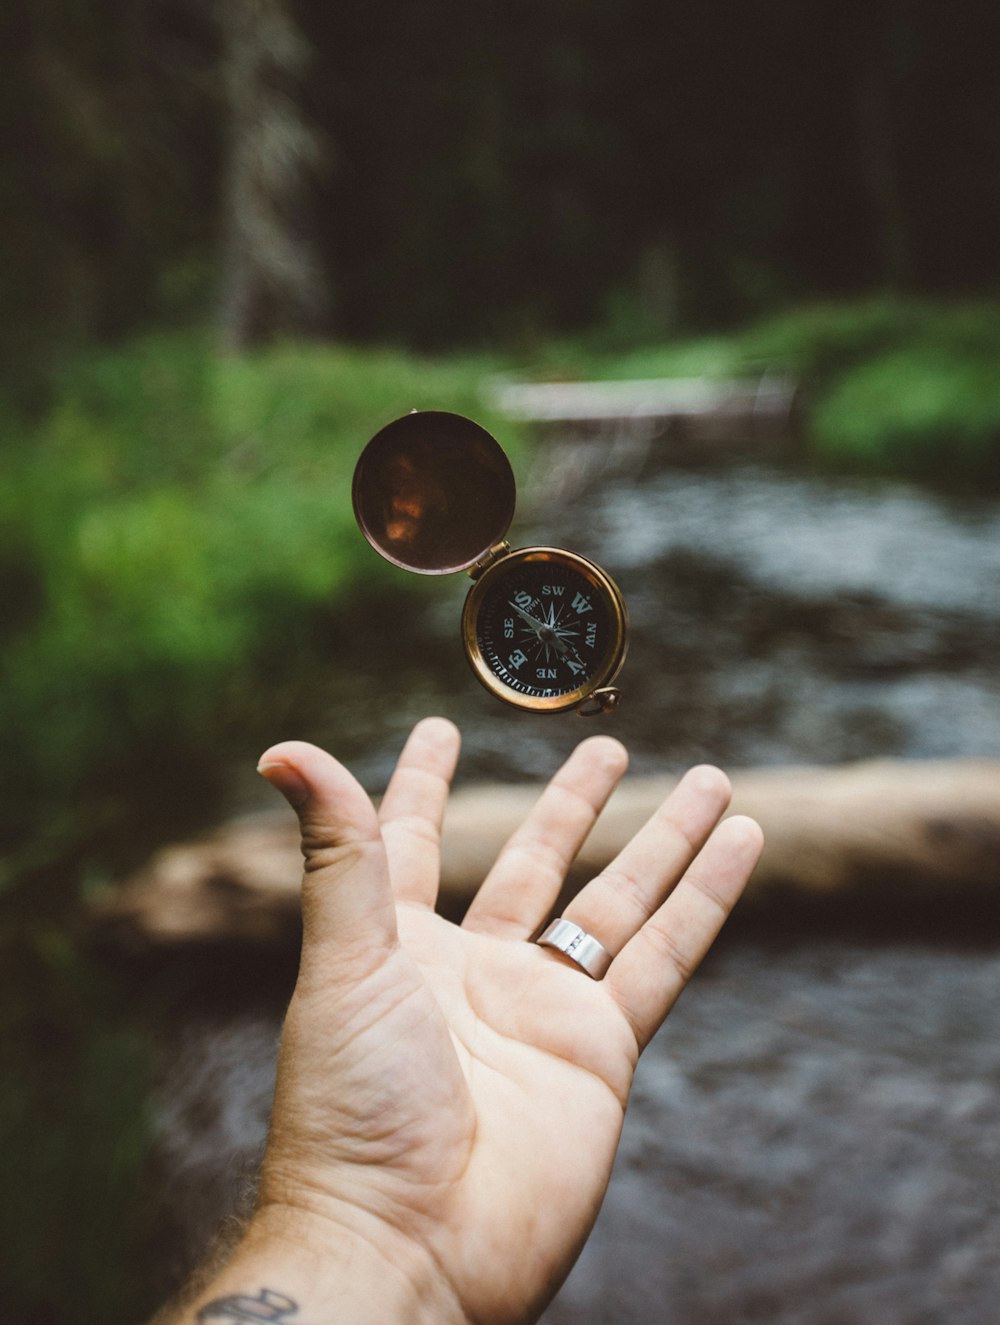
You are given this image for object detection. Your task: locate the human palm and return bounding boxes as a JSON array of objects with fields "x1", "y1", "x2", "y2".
[{"x1": 256, "y1": 719, "x2": 762, "y2": 1324}]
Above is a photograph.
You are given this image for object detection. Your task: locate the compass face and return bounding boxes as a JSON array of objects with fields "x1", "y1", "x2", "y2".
[{"x1": 462, "y1": 548, "x2": 627, "y2": 712}]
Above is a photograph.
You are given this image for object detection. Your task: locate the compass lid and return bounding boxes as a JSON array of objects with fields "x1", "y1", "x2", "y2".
[{"x1": 352, "y1": 411, "x2": 516, "y2": 574}]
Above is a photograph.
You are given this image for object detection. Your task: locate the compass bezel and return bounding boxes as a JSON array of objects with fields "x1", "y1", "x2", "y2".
[{"x1": 461, "y1": 546, "x2": 628, "y2": 714}]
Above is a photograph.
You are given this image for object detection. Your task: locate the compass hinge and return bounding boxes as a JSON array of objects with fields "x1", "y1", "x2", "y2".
[{"x1": 467, "y1": 540, "x2": 511, "y2": 580}]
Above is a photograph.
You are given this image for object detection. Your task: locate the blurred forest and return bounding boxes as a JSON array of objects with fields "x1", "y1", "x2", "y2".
[
  {"x1": 4, "y1": 0, "x2": 1000, "y2": 378},
  {"x1": 3, "y1": 4, "x2": 1000, "y2": 1321}
]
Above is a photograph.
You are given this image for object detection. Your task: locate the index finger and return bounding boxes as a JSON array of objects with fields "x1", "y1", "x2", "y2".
[{"x1": 378, "y1": 717, "x2": 461, "y2": 907}]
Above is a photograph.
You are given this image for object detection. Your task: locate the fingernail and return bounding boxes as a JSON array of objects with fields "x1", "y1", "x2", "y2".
[{"x1": 257, "y1": 760, "x2": 309, "y2": 807}]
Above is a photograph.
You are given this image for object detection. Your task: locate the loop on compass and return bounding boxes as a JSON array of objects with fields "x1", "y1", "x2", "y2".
[{"x1": 577, "y1": 687, "x2": 622, "y2": 717}]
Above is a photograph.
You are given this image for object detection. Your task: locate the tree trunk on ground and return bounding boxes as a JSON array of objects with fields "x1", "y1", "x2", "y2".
[{"x1": 95, "y1": 759, "x2": 1000, "y2": 948}]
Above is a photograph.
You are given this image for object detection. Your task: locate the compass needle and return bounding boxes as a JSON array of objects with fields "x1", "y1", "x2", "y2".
[{"x1": 469, "y1": 553, "x2": 627, "y2": 712}]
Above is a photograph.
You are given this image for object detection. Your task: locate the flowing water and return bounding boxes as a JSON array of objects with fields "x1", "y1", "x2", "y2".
[
  {"x1": 151, "y1": 449, "x2": 1000, "y2": 1320},
  {"x1": 301, "y1": 450, "x2": 1000, "y2": 787}
]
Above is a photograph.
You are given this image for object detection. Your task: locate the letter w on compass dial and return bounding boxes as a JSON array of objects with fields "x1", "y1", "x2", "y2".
[{"x1": 477, "y1": 563, "x2": 613, "y2": 700}]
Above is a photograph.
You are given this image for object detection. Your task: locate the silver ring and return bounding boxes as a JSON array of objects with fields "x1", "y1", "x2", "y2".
[{"x1": 536, "y1": 918, "x2": 612, "y2": 980}]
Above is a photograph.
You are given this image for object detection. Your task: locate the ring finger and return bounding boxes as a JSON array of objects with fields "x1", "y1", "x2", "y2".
[{"x1": 553, "y1": 764, "x2": 732, "y2": 963}]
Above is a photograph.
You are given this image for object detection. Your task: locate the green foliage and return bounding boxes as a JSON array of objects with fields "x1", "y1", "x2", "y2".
[
  {"x1": 730, "y1": 298, "x2": 1000, "y2": 476},
  {"x1": 0, "y1": 929, "x2": 157, "y2": 1323},
  {"x1": 540, "y1": 297, "x2": 1000, "y2": 479},
  {"x1": 800, "y1": 304, "x2": 1000, "y2": 476},
  {"x1": 537, "y1": 332, "x2": 746, "y2": 383},
  {"x1": 736, "y1": 298, "x2": 927, "y2": 382},
  {"x1": 0, "y1": 333, "x2": 516, "y2": 896}
]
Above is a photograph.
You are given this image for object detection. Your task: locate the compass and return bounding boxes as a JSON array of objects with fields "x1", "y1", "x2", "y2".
[{"x1": 352, "y1": 411, "x2": 628, "y2": 715}]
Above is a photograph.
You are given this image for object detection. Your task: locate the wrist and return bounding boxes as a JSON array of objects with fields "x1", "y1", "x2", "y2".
[{"x1": 180, "y1": 1202, "x2": 467, "y2": 1325}]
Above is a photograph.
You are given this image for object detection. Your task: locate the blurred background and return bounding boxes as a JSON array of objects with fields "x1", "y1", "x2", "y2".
[{"x1": 2, "y1": 1, "x2": 1000, "y2": 1320}]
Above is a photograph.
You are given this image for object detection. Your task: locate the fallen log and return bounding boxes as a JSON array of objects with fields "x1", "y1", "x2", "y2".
[
  {"x1": 94, "y1": 759, "x2": 1000, "y2": 947},
  {"x1": 490, "y1": 375, "x2": 799, "y2": 432}
]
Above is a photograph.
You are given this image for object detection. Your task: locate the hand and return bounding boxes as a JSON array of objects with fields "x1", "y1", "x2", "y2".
[{"x1": 178, "y1": 720, "x2": 762, "y2": 1325}]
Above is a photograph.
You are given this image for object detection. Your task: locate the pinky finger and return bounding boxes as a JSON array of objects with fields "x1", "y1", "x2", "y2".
[{"x1": 604, "y1": 815, "x2": 764, "y2": 1052}]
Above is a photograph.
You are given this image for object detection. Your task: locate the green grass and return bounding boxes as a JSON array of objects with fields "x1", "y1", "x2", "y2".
[
  {"x1": 0, "y1": 333, "x2": 521, "y2": 899},
  {"x1": 530, "y1": 296, "x2": 1000, "y2": 480},
  {"x1": 0, "y1": 927, "x2": 158, "y2": 1323}
]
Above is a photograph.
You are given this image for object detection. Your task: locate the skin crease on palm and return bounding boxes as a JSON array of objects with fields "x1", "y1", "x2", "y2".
[{"x1": 177, "y1": 717, "x2": 763, "y2": 1325}]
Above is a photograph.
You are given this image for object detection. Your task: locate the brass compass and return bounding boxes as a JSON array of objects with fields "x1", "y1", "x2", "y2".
[{"x1": 352, "y1": 411, "x2": 628, "y2": 715}]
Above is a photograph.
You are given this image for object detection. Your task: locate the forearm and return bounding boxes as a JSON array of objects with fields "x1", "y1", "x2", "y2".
[{"x1": 153, "y1": 1204, "x2": 468, "y2": 1325}]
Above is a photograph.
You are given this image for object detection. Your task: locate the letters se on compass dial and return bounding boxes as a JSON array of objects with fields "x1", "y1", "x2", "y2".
[
  {"x1": 463, "y1": 549, "x2": 626, "y2": 713},
  {"x1": 353, "y1": 410, "x2": 628, "y2": 715}
]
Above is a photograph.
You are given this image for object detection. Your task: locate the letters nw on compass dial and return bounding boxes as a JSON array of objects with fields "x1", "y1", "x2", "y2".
[{"x1": 475, "y1": 561, "x2": 615, "y2": 700}]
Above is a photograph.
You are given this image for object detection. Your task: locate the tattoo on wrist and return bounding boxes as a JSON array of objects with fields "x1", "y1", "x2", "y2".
[{"x1": 197, "y1": 1288, "x2": 299, "y2": 1323}]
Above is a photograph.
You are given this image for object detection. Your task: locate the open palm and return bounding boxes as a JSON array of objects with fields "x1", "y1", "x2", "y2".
[{"x1": 256, "y1": 719, "x2": 762, "y2": 1324}]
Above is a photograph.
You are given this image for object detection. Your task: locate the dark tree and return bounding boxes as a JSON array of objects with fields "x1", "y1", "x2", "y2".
[{"x1": 215, "y1": 0, "x2": 327, "y2": 351}]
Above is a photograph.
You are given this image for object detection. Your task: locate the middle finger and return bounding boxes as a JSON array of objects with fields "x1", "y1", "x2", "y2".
[{"x1": 463, "y1": 735, "x2": 628, "y2": 939}]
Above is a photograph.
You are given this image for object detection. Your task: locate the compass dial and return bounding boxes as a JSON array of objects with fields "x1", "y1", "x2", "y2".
[{"x1": 462, "y1": 547, "x2": 627, "y2": 713}]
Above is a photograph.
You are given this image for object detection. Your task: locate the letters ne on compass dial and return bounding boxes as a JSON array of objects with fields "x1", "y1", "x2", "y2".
[{"x1": 476, "y1": 561, "x2": 615, "y2": 700}]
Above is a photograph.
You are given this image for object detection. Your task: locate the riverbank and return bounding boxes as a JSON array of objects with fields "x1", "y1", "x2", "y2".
[
  {"x1": 4, "y1": 300, "x2": 999, "y2": 904},
  {"x1": 539, "y1": 296, "x2": 1000, "y2": 482}
]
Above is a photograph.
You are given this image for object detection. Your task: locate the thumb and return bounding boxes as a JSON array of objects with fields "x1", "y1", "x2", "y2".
[{"x1": 257, "y1": 740, "x2": 398, "y2": 957}]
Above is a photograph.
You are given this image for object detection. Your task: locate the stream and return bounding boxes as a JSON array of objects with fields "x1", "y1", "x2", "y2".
[
  {"x1": 295, "y1": 449, "x2": 1000, "y2": 788},
  {"x1": 150, "y1": 447, "x2": 1000, "y2": 1321}
]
